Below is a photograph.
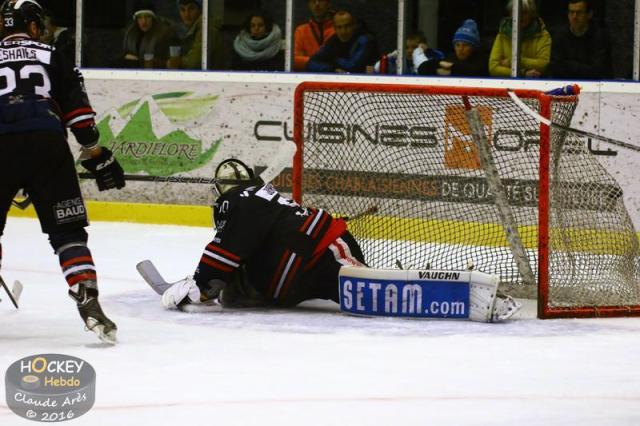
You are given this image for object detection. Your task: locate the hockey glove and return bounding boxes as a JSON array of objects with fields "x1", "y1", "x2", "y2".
[
  {"x1": 162, "y1": 277, "x2": 201, "y2": 310},
  {"x1": 81, "y1": 148, "x2": 126, "y2": 191}
]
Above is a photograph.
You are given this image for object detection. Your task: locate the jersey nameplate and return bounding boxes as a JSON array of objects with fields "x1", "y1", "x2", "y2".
[{"x1": 0, "y1": 47, "x2": 51, "y2": 64}]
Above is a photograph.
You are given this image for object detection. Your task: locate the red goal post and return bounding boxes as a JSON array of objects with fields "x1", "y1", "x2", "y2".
[{"x1": 293, "y1": 82, "x2": 640, "y2": 319}]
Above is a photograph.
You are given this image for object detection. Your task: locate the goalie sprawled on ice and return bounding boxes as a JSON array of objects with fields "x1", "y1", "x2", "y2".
[{"x1": 140, "y1": 159, "x2": 520, "y2": 323}]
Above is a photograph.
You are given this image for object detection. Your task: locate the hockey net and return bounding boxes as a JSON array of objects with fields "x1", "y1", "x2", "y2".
[{"x1": 292, "y1": 82, "x2": 640, "y2": 318}]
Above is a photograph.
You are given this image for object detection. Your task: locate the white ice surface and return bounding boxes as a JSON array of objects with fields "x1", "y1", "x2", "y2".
[{"x1": 1, "y1": 217, "x2": 639, "y2": 425}]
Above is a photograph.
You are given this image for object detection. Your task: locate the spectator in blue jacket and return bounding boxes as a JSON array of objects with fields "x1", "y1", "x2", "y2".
[
  {"x1": 415, "y1": 19, "x2": 488, "y2": 77},
  {"x1": 306, "y1": 9, "x2": 378, "y2": 73}
]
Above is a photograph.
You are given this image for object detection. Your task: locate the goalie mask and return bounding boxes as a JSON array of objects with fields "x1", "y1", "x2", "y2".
[
  {"x1": 212, "y1": 159, "x2": 263, "y2": 198},
  {"x1": 0, "y1": 0, "x2": 45, "y2": 35}
]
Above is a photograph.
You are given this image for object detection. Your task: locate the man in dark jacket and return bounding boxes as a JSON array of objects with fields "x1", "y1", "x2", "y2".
[
  {"x1": 550, "y1": 0, "x2": 611, "y2": 79},
  {"x1": 306, "y1": 9, "x2": 377, "y2": 74}
]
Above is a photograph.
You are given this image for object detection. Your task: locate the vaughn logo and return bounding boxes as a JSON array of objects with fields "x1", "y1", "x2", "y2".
[{"x1": 5, "y1": 354, "x2": 96, "y2": 422}]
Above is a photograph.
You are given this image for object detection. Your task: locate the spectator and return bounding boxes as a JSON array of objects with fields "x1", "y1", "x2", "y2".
[
  {"x1": 416, "y1": 19, "x2": 488, "y2": 77},
  {"x1": 293, "y1": 0, "x2": 334, "y2": 71},
  {"x1": 550, "y1": 0, "x2": 611, "y2": 79},
  {"x1": 604, "y1": 0, "x2": 633, "y2": 79},
  {"x1": 489, "y1": 0, "x2": 551, "y2": 78},
  {"x1": 231, "y1": 11, "x2": 284, "y2": 71},
  {"x1": 41, "y1": 11, "x2": 75, "y2": 62},
  {"x1": 306, "y1": 9, "x2": 378, "y2": 74},
  {"x1": 168, "y1": 0, "x2": 224, "y2": 70},
  {"x1": 119, "y1": 0, "x2": 175, "y2": 69},
  {"x1": 374, "y1": 31, "x2": 443, "y2": 75}
]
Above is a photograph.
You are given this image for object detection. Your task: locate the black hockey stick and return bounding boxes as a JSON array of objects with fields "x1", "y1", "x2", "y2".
[
  {"x1": 78, "y1": 173, "x2": 217, "y2": 184},
  {"x1": 508, "y1": 90, "x2": 640, "y2": 153},
  {"x1": 0, "y1": 275, "x2": 23, "y2": 309},
  {"x1": 343, "y1": 205, "x2": 379, "y2": 221}
]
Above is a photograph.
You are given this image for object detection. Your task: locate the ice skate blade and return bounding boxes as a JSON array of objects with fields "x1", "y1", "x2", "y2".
[{"x1": 85, "y1": 318, "x2": 117, "y2": 345}]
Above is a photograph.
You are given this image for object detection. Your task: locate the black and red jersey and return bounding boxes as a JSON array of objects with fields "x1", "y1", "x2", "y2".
[
  {"x1": 194, "y1": 183, "x2": 348, "y2": 304},
  {"x1": 0, "y1": 34, "x2": 98, "y2": 146}
]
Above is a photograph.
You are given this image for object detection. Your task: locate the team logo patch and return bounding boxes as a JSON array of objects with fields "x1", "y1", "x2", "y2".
[{"x1": 53, "y1": 198, "x2": 86, "y2": 225}]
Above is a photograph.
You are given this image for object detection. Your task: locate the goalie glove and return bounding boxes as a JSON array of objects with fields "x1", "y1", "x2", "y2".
[
  {"x1": 81, "y1": 147, "x2": 126, "y2": 191},
  {"x1": 161, "y1": 277, "x2": 201, "y2": 310}
]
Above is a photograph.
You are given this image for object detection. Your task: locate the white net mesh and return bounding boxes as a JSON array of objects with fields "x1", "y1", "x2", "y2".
[{"x1": 295, "y1": 85, "x2": 640, "y2": 311}]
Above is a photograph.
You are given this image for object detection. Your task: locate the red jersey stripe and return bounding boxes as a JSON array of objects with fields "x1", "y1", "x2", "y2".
[
  {"x1": 269, "y1": 250, "x2": 291, "y2": 296},
  {"x1": 200, "y1": 256, "x2": 234, "y2": 272},
  {"x1": 311, "y1": 213, "x2": 329, "y2": 239},
  {"x1": 61, "y1": 256, "x2": 94, "y2": 268},
  {"x1": 278, "y1": 256, "x2": 302, "y2": 301},
  {"x1": 67, "y1": 272, "x2": 97, "y2": 286},
  {"x1": 63, "y1": 107, "x2": 94, "y2": 121},
  {"x1": 206, "y1": 244, "x2": 241, "y2": 262},
  {"x1": 70, "y1": 119, "x2": 96, "y2": 128},
  {"x1": 299, "y1": 211, "x2": 316, "y2": 233}
]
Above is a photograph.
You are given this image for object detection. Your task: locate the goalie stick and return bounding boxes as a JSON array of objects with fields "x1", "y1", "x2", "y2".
[
  {"x1": 136, "y1": 260, "x2": 223, "y2": 313},
  {"x1": 508, "y1": 89, "x2": 640, "y2": 153},
  {"x1": 463, "y1": 96, "x2": 537, "y2": 289},
  {"x1": 0, "y1": 275, "x2": 23, "y2": 309}
]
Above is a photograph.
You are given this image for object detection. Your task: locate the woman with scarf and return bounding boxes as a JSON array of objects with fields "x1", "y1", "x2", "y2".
[
  {"x1": 489, "y1": 0, "x2": 551, "y2": 78},
  {"x1": 232, "y1": 11, "x2": 285, "y2": 72}
]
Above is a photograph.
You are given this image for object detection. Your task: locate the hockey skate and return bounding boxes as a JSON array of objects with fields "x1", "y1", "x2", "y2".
[
  {"x1": 492, "y1": 295, "x2": 522, "y2": 322},
  {"x1": 68, "y1": 282, "x2": 117, "y2": 344}
]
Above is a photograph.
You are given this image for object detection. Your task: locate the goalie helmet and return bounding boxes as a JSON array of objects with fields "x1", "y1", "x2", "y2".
[
  {"x1": 0, "y1": 0, "x2": 44, "y2": 35},
  {"x1": 213, "y1": 158, "x2": 263, "y2": 197}
]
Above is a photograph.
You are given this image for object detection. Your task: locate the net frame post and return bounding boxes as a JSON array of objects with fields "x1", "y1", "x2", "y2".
[{"x1": 537, "y1": 94, "x2": 551, "y2": 319}]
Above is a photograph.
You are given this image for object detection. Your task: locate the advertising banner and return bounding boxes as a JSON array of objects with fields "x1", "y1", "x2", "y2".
[{"x1": 82, "y1": 74, "x2": 640, "y2": 230}]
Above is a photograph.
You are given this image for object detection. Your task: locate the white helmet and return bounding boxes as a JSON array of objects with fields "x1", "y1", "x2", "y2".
[{"x1": 213, "y1": 158, "x2": 262, "y2": 197}]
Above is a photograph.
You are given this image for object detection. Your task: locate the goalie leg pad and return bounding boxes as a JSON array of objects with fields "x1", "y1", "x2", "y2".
[
  {"x1": 469, "y1": 275, "x2": 499, "y2": 323},
  {"x1": 338, "y1": 266, "x2": 517, "y2": 322}
]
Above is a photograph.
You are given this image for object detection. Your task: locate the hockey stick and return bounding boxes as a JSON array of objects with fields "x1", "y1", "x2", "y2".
[
  {"x1": 76, "y1": 141, "x2": 297, "y2": 185},
  {"x1": 136, "y1": 260, "x2": 173, "y2": 295},
  {"x1": 463, "y1": 96, "x2": 537, "y2": 288},
  {"x1": 343, "y1": 205, "x2": 378, "y2": 221},
  {"x1": 136, "y1": 260, "x2": 223, "y2": 313},
  {"x1": 507, "y1": 90, "x2": 640, "y2": 153},
  {"x1": 0, "y1": 275, "x2": 23, "y2": 309}
]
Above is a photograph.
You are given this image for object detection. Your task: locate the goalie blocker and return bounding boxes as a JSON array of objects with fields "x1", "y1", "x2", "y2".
[{"x1": 338, "y1": 266, "x2": 521, "y2": 322}]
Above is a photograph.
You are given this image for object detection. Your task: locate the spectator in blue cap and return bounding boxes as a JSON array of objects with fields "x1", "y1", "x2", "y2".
[{"x1": 415, "y1": 19, "x2": 488, "y2": 77}]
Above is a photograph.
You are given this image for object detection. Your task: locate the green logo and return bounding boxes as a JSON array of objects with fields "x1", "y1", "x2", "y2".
[{"x1": 95, "y1": 92, "x2": 221, "y2": 176}]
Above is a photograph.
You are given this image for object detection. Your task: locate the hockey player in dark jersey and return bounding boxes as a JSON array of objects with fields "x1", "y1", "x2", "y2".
[
  {"x1": 160, "y1": 158, "x2": 366, "y2": 311},
  {"x1": 0, "y1": 0, "x2": 125, "y2": 343}
]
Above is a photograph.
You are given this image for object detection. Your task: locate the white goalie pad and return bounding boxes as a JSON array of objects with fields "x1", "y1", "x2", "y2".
[
  {"x1": 338, "y1": 266, "x2": 519, "y2": 323},
  {"x1": 468, "y1": 273, "x2": 499, "y2": 322}
]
